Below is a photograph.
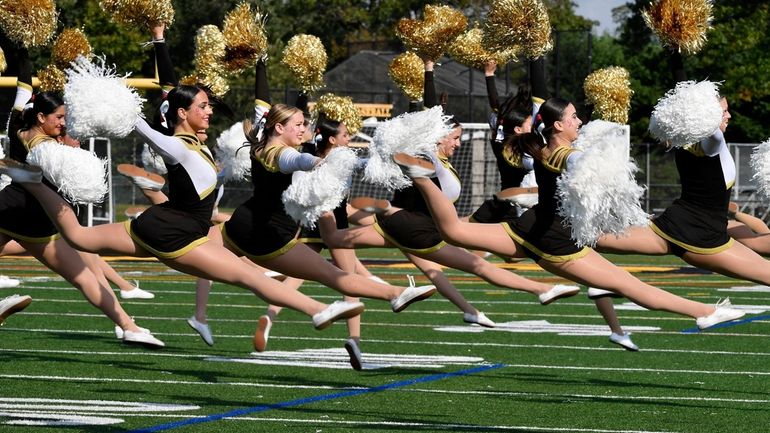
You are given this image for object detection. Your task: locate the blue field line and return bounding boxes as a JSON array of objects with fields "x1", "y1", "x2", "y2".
[
  {"x1": 127, "y1": 363, "x2": 506, "y2": 433},
  {"x1": 681, "y1": 313, "x2": 770, "y2": 334}
]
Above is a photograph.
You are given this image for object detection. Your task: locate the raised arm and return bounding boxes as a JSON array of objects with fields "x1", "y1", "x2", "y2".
[
  {"x1": 422, "y1": 57, "x2": 438, "y2": 109},
  {"x1": 254, "y1": 59, "x2": 271, "y2": 120},
  {"x1": 7, "y1": 46, "x2": 32, "y2": 145},
  {"x1": 484, "y1": 60, "x2": 499, "y2": 111},
  {"x1": 529, "y1": 58, "x2": 547, "y2": 116},
  {"x1": 151, "y1": 23, "x2": 178, "y2": 94}
]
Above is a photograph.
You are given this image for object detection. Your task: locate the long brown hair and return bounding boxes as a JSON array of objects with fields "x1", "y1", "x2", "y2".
[
  {"x1": 504, "y1": 97, "x2": 571, "y2": 162},
  {"x1": 244, "y1": 103, "x2": 302, "y2": 154}
]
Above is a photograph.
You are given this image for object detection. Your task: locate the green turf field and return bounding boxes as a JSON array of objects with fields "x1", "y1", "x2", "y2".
[{"x1": 1, "y1": 252, "x2": 768, "y2": 433}]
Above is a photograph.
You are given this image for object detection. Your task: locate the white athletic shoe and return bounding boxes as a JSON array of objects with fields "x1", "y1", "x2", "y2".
[
  {"x1": 117, "y1": 164, "x2": 165, "y2": 191},
  {"x1": 0, "y1": 294, "x2": 31, "y2": 325},
  {"x1": 187, "y1": 316, "x2": 214, "y2": 346},
  {"x1": 120, "y1": 281, "x2": 155, "y2": 299},
  {"x1": 696, "y1": 298, "x2": 746, "y2": 330},
  {"x1": 0, "y1": 159, "x2": 42, "y2": 183},
  {"x1": 0, "y1": 275, "x2": 21, "y2": 289},
  {"x1": 344, "y1": 338, "x2": 363, "y2": 371},
  {"x1": 123, "y1": 329, "x2": 165, "y2": 348},
  {"x1": 254, "y1": 315, "x2": 272, "y2": 352},
  {"x1": 114, "y1": 324, "x2": 150, "y2": 340},
  {"x1": 463, "y1": 311, "x2": 496, "y2": 328},
  {"x1": 264, "y1": 270, "x2": 285, "y2": 279},
  {"x1": 586, "y1": 287, "x2": 622, "y2": 299},
  {"x1": 609, "y1": 332, "x2": 639, "y2": 352},
  {"x1": 393, "y1": 153, "x2": 436, "y2": 178},
  {"x1": 539, "y1": 284, "x2": 580, "y2": 305},
  {"x1": 391, "y1": 275, "x2": 437, "y2": 313},
  {"x1": 312, "y1": 301, "x2": 365, "y2": 330}
]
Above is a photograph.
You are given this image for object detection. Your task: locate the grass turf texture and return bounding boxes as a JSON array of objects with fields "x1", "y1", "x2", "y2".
[{"x1": 0, "y1": 252, "x2": 768, "y2": 432}]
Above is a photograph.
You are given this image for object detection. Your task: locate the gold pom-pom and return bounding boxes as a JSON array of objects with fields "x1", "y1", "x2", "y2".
[
  {"x1": 99, "y1": 0, "x2": 175, "y2": 29},
  {"x1": 222, "y1": 1, "x2": 268, "y2": 73},
  {"x1": 312, "y1": 94, "x2": 363, "y2": 136},
  {"x1": 449, "y1": 26, "x2": 519, "y2": 69},
  {"x1": 0, "y1": 0, "x2": 58, "y2": 48},
  {"x1": 584, "y1": 66, "x2": 634, "y2": 125},
  {"x1": 389, "y1": 51, "x2": 424, "y2": 100},
  {"x1": 642, "y1": 0, "x2": 712, "y2": 55},
  {"x1": 38, "y1": 64, "x2": 67, "y2": 93},
  {"x1": 281, "y1": 34, "x2": 327, "y2": 94},
  {"x1": 51, "y1": 28, "x2": 93, "y2": 70},
  {"x1": 191, "y1": 25, "x2": 229, "y2": 97},
  {"x1": 0, "y1": 47, "x2": 7, "y2": 75},
  {"x1": 396, "y1": 5, "x2": 467, "y2": 61},
  {"x1": 483, "y1": 0, "x2": 553, "y2": 59}
]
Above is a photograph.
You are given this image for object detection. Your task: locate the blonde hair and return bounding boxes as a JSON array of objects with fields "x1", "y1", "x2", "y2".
[{"x1": 245, "y1": 103, "x2": 302, "y2": 153}]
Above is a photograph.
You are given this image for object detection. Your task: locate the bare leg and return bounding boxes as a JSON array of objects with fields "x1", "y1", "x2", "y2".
[
  {"x1": 596, "y1": 226, "x2": 671, "y2": 255},
  {"x1": 541, "y1": 250, "x2": 713, "y2": 318},
  {"x1": 727, "y1": 221, "x2": 770, "y2": 256},
  {"x1": 94, "y1": 255, "x2": 136, "y2": 292},
  {"x1": 0, "y1": 239, "x2": 27, "y2": 256},
  {"x1": 329, "y1": 248, "x2": 362, "y2": 341},
  {"x1": 682, "y1": 242, "x2": 770, "y2": 285},
  {"x1": 405, "y1": 252, "x2": 475, "y2": 315},
  {"x1": 193, "y1": 278, "x2": 212, "y2": 322},
  {"x1": 593, "y1": 297, "x2": 624, "y2": 334},
  {"x1": 733, "y1": 211, "x2": 770, "y2": 234}
]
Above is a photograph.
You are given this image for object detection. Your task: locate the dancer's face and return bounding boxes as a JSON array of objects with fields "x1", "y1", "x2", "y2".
[
  {"x1": 329, "y1": 123, "x2": 350, "y2": 149},
  {"x1": 438, "y1": 127, "x2": 462, "y2": 158},
  {"x1": 516, "y1": 115, "x2": 533, "y2": 134},
  {"x1": 719, "y1": 98, "x2": 731, "y2": 133},
  {"x1": 183, "y1": 91, "x2": 213, "y2": 132},
  {"x1": 277, "y1": 111, "x2": 307, "y2": 146},
  {"x1": 38, "y1": 105, "x2": 66, "y2": 137},
  {"x1": 556, "y1": 103, "x2": 581, "y2": 142}
]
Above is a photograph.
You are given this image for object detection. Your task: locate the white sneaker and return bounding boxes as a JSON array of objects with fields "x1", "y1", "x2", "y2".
[
  {"x1": 312, "y1": 300, "x2": 365, "y2": 330},
  {"x1": 0, "y1": 294, "x2": 32, "y2": 325},
  {"x1": 264, "y1": 270, "x2": 285, "y2": 279},
  {"x1": 117, "y1": 164, "x2": 165, "y2": 191},
  {"x1": 368, "y1": 275, "x2": 388, "y2": 285},
  {"x1": 114, "y1": 324, "x2": 150, "y2": 340},
  {"x1": 254, "y1": 315, "x2": 272, "y2": 352},
  {"x1": 393, "y1": 153, "x2": 436, "y2": 178},
  {"x1": 587, "y1": 287, "x2": 622, "y2": 299},
  {"x1": 696, "y1": 298, "x2": 746, "y2": 330},
  {"x1": 344, "y1": 338, "x2": 363, "y2": 371},
  {"x1": 539, "y1": 284, "x2": 580, "y2": 305},
  {"x1": 463, "y1": 311, "x2": 496, "y2": 328},
  {"x1": 187, "y1": 316, "x2": 214, "y2": 346},
  {"x1": 123, "y1": 329, "x2": 165, "y2": 348},
  {"x1": 0, "y1": 159, "x2": 43, "y2": 183},
  {"x1": 0, "y1": 276, "x2": 21, "y2": 289},
  {"x1": 609, "y1": 332, "x2": 639, "y2": 352},
  {"x1": 391, "y1": 275, "x2": 437, "y2": 312},
  {"x1": 120, "y1": 281, "x2": 155, "y2": 299}
]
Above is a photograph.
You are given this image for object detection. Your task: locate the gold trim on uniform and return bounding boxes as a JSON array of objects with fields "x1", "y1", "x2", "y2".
[
  {"x1": 683, "y1": 142, "x2": 705, "y2": 157},
  {"x1": 501, "y1": 145, "x2": 524, "y2": 169},
  {"x1": 501, "y1": 222, "x2": 589, "y2": 263},
  {"x1": 649, "y1": 221, "x2": 734, "y2": 255},
  {"x1": 256, "y1": 143, "x2": 287, "y2": 173},
  {"x1": 298, "y1": 236, "x2": 324, "y2": 244},
  {"x1": 255, "y1": 98, "x2": 271, "y2": 109},
  {"x1": 18, "y1": 132, "x2": 57, "y2": 153},
  {"x1": 0, "y1": 227, "x2": 60, "y2": 243},
  {"x1": 175, "y1": 133, "x2": 218, "y2": 199},
  {"x1": 220, "y1": 223, "x2": 298, "y2": 262},
  {"x1": 124, "y1": 220, "x2": 210, "y2": 259},
  {"x1": 532, "y1": 96, "x2": 545, "y2": 106},
  {"x1": 372, "y1": 220, "x2": 446, "y2": 254},
  {"x1": 542, "y1": 146, "x2": 577, "y2": 173}
]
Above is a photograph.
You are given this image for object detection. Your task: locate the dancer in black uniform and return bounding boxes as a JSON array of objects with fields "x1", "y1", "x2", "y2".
[{"x1": 396, "y1": 97, "x2": 745, "y2": 330}]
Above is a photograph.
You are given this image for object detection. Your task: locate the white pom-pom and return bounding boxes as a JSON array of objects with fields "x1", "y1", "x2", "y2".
[
  {"x1": 64, "y1": 55, "x2": 145, "y2": 140},
  {"x1": 282, "y1": 147, "x2": 358, "y2": 228},
  {"x1": 557, "y1": 121, "x2": 649, "y2": 247},
  {"x1": 26, "y1": 142, "x2": 108, "y2": 204},
  {"x1": 0, "y1": 175, "x2": 10, "y2": 191},
  {"x1": 648, "y1": 80, "x2": 722, "y2": 148},
  {"x1": 750, "y1": 138, "x2": 770, "y2": 200},
  {"x1": 363, "y1": 106, "x2": 452, "y2": 189},
  {"x1": 141, "y1": 143, "x2": 168, "y2": 175},
  {"x1": 215, "y1": 121, "x2": 251, "y2": 181}
]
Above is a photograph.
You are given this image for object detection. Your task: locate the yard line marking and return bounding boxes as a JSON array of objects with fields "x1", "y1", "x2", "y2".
[
  {"x1": 681, "y1": 313, "x2": 770, "y2": 333},
  {"x1": 218, "y1": 416, "x2": 680, "y2": 433},
  {"x1": 125, "y1": 363, "x2": 506, "y2": 433},
  {"x1": 503, "y1": 364, "x2": 770, "y2": 376}
]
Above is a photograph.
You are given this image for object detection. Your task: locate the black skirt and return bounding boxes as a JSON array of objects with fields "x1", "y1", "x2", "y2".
[{"x1": 374, "y1": 210, "x2": 445, "y2": 254}]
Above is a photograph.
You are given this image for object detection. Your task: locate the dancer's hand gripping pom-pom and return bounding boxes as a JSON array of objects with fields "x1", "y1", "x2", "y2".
[
  {"x1": 363, "y1": 106, "x2": 451, "y2": 190},
  {"x1": 648, "y1": 80, "x2": 722, "y2": 148},
  {"x1": 64, "y1": 56, "x2": 145, "y2": 140},
  {"x1": 26, "y1": 141, "x2": 108, "y2": 204},
  {"x1": 282, "y1": 147, "x2": 358, "y2": 228},
  {"x1": 557, "y1": 120, "x2": 649, "y2": 247}
]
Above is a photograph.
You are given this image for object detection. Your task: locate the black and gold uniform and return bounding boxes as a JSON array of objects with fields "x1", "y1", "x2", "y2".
[
  {"x1": 374, "y1": 153, "x2": 459, "y2": 254},
  {"x1": 125, "y1": 120, "x2": 217, "y2": 258},
  {"x1": 0, "y1": 80, "x2": 61, "y2": 243},
  {"x1": 504, "y1": 146, "x2": 590, "y2": 262},
  {"x1": 469, "y1": 141, "x2": 533, "y2": 223},
  {"x1": 650, "y1": 134, "x2": 735, "y2": 256},
  {"x1": 298, "y1": 198, "x2": 349, "y2": 247},
  {"x1": 223, "y1": 143, "x2": 313, "y2": 261}
]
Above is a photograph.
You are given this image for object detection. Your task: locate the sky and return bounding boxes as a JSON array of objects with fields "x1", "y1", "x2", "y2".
[{"x1": 573, "y1": 0, "x2": 630, "y2": 35}]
